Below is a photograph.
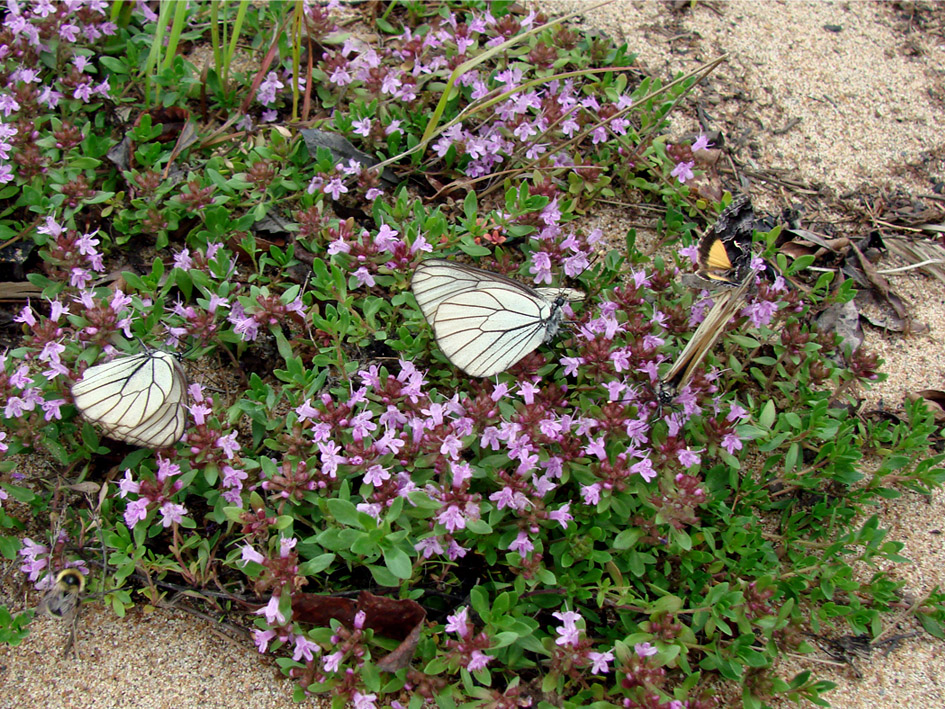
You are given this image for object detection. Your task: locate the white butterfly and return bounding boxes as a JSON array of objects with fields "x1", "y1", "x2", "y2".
[
  {"x1": 71, "y1": 350, "x2": 188, "y2": 448},
  {"x1": 411, "y1": 258, "x2": 584, "y2": 377}
]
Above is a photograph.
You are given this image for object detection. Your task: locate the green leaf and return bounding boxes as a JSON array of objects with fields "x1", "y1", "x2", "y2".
[
  {"x1": 70, "y1": 157, "x2": 102, "y2": 169},
  {"x1": 367, "y1": 563, "x2": 399, "y2": 587},
  {"x1": 489, "y1": 631, "x2": 520, "y2": 648},
  {"x1": 383, "y1": 546, "x2": 412, "y2": 579},
  {"x1": 652, "y1": 595, "x2": 684, "y2": 614},
  {"x1": 758, "y1": 399, "x2": 776, "y2": 429},
  {"x1": 299, "y1": 553, "x2": 336, "y2": 576},
  {"x1": 2, "y1": 485, "x2": 36, "y2": 504},
  {"x1": 0, "y1": 535, "x2": 22, "y2": 560},
  {"x1": 918, "y1": 612, "x2": 945, "y2": 639},
  {"x1": 324, "y1": 499, "x2": 364, "y2": 529}
]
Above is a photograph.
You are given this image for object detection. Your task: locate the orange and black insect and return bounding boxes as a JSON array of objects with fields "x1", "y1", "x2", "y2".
[{"x1": 695, "y1": 195, "x2": 755, "y2": 286}]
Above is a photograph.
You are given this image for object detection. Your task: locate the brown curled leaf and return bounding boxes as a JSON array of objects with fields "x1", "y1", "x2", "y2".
[
  {"x1": 291, "y1": 590, "x2": 427, "y2": 671},
  {"x1": 290, "y1": 591, "x2": 425, "y2": 640}
]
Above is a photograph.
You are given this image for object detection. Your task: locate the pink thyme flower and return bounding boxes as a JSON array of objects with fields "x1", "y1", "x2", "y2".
[
  {"x1": 256, "y1": 595, "x2": 286, "y2": 625},
  {"x1": 671, "y1": 160, "x2": 695, "y2": 183}
]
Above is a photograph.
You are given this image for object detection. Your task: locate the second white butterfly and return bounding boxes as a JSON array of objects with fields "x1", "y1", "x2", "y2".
[
  {"x1": 411, "y1": 258, "x2": 583, "y2": 377},
  {"x1": 71, "y1": 349, "x2": 188, "y2": 449}
]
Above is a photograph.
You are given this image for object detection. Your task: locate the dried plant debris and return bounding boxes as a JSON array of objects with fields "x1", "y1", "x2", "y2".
[
  {"x1": 0, "y1": 245, "x2": 37, "y2": 287},
  {"x1": 847, "y1": 239, "x2": 915, "y2": 333},
  {"x1": 291, "y1": 590, "x2": 426, "y2": 670},
  {"x1": 885, "y1": 236, "x2": 945, "y2": 285},
  {"x1": 300, "y1": 128, "x2": 398, "y2": 186},
  {"x1": 814, "y1": 299, "x2": 863, "y2": 354},
  {"x1": 805, "y1": 631, "x2": 919, "y2": 679},
  {"x1": 854, "y1": 287, "x2": 913, "y2": 333},
  {"x1": 780, "y1": 220, "x2": 919, "y2": 334},
  {"x1": 779, "y1": 227, "x2": 851, "y2": 264},
  {"x1": 854, "y1": 189, "x2": 945, "y2": 280}
]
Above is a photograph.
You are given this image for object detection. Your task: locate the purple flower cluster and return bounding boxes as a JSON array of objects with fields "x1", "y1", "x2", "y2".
[
  {"x1": 0, "y1": 223, "x2": 249, "y2": 515},
  {"x1": 18, "y1": 532, "x2": 89, "y2": 590},
  {"x1": 0, "y1": 220, "x2": 144, "y2": 436},
  {"x1": 444, "y1": 606, "x2": 495, "y2": 673},
  {"x1": 228, "y1": 289, "x2": 306, "y2": 343},
  {"x1": 0, "y1": 1, "x2": 117, "y2": 182},
  {"x1": 119, "y1": 455, "x2": 189, "y2": 529},
  {"x1": 320, "y1": 220, "x2": 426, "y2": 290},
  {"x1": 324, "y1": 36, "x2": 419, "y2": 103},
  {"x1": 34, "y1": 217, "x2": 106, "y2": 292}
]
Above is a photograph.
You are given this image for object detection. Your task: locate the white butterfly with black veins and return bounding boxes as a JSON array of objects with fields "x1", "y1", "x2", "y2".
[
  {"x1": 411, "y1": 258, "x2": 584, "y2": 377},
  {"x1": 71, "y1": 349, "x2": 188, "y2": 448}
]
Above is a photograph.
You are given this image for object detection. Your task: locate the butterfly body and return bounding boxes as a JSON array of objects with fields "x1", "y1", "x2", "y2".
[
  {"x1": 71, "y1": 349, "x2": 187, "y2": 448},
  {"x1": 411, "y1": 259, "x2": 582, "y2": 377}
]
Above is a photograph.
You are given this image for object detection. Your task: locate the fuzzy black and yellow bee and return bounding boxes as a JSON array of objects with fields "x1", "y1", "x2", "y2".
[
  {"x1": 39, "y1": 568, "x2": 86, "y2": 659},
  {"x1": 39, "y1": 568, "x2": 85, "y2": 619}
]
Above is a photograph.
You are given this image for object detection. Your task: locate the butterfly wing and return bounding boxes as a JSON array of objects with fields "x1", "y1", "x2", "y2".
[
  {"x1": 411, "y1": 259, "x2": 580, "y2": 377},
  {"x1": 105, "y1": 356, "x2": 187, "y2": 448},
  {"x1": 411, "y1": 259, "x2": 501, "y2": 323},
  {"x1": 660, "y1": 274, "x2": 753, "y2": 395},
  {"x1": 72, "y1": 350, "x2": 188, "y2": 448},
  {"x1": 110, "y1": 400, "x2": 186, "y2": 448},
  {"x1": 431, "y1": 284, "x2": 558, "y2": 377},
  {"x1": 72, "y1": 352, "x2": 159, "y2": 425},
  {"x1": 696, "y1": 196, "x2": 755, "y2": 285},
  {"x1": 534, "y1": 287, "x2": 585, "y2": 302}
]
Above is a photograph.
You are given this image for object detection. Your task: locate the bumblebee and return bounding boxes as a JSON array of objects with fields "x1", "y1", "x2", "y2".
[
  {"x1": 39, "y1": 568, "x2": 85, "y2": 619},
  {"x1": 39, "y1": 568, "x2": 86, "y2": 659}
]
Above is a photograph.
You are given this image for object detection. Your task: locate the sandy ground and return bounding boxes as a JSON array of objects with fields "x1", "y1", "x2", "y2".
[{"x1": 2, "y1": 1, "x2": 944, "y2": 707}]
